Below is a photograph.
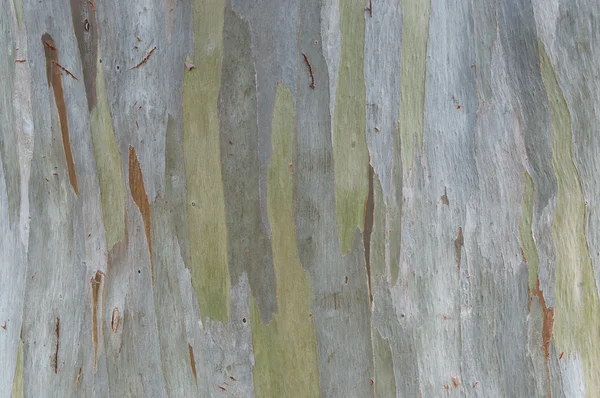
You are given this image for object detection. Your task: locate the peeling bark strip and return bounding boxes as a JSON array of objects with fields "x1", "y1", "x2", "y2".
[
  {"x1": 54, "y1": 317, "x2": 60, "y2": 373},
  {"x1": 42, "y1": 33, "x2": 79, "y2": 195},
  {"x1": 363, "y1": 162, "x2": 374, "y2": 307},
  {"x1": 111, "y1": 307, "x2": 121, "y2": 333},
  {"x1": 128, "y1": 146, "x2": 153, "y2": 283},
  {"x1": 454, "y1": 227, "x2": 464, "y2": 269},
  {"x1": 90, "y1": 270, "x2": 104, "y2": 370},
  {"x1": 531, "y1": 277, "x2": 554, "y2": 359},
  {"x1": 188, "y1": 344, "x2": 198, "y2": 386}
]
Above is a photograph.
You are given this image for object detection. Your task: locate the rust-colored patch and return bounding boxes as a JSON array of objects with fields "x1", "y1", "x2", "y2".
[
  {"x1": 54, "y1": 317, "x2": 60, "y2": 373},
  {"x1": 451, "y1": 376, "x2": 461, "y2": 387},
  {"x1": 363, "y1": 161, "x2": 375, "y2": 307},
  {"x1": 188, "y1": 343, "x2": 198, "y2": 386},
  {"x1": 531, "y1": 276, "x2": 555, "y2": 359},
  {"x1": 454, "y1": 227, "x2": 464, "y2": 269},
  {"x1": 520, "y1": 247, "x2": 527, "y2": 263},
  {"x1": 90, "y1": 270, "x2": 104, "y2": 371},
  {"x1": 128, "y1": 146, "x2": 154, "y2": 284},
  {"x1": 441, "y1": 186, "x2": 449, "y2": 206},
  {"x1": 42, "y1": 33, "x2": 79, "y2": 195}
]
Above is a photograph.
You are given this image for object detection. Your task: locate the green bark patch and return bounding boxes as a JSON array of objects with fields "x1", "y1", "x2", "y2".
[
  {"x1": 89, "y1": 57, "x2": 124, "y2": 251},
  {"x1": 519, "y1": 170, "x2": 539, "y2": 292},
  {"x1": 539, "y1": 41, "x2": 600, "y2": 395},
  {"x1": 182, "y1": 0, "x2": 230, "y2": 323},
  {"x1": 333, "y1": 0, "x2": 369, "y2": 254},
  {"x1": 250, "y1": 84, "x2": 320, "y2": 397},
  {"x1": 399, "y1": 0, "x2": 431, "y2": 174},
  {"x1": 373, "y1": 328, "x2": 397, "y2": 398}
]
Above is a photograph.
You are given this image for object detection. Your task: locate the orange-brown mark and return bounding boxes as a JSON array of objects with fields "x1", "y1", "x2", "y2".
[
  {"x1": 188, "y1": 343, "x2": 198, "y2": 386},
  {"x1": 75, "y1": 367, "x2": 82, "y2": 391},
  {"x1": 43, "y1": 33, "x2": 79, "y2": 195},
  {"x1": 451, "y1": 376, "x2": 461, "y2": 387},
  {"x1": 531, "y1": 276, "x2": 554, "y2": 359},
  {"x1": 90, "y1": 270, "x2": 104, "y2": 371},
  {"x1": 454, "y1": 227, "x2": 464, "y2": 269},
  {"x1": 128, "y1": 146, "x2": 154, "y2": 284},
  {"x1": 363, "y1": 161, "x2": 375, "y2": 307}
]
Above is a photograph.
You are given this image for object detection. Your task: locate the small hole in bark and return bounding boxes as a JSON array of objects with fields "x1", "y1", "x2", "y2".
[
  {"x1": 84, "y1": 19, "x2": 90, "y2": 32},
  {"x1": 116, "y1": 65, "x2": 120, "y2": 71},
  {"x1": 242, "y1": 318, "x2": 246, "y2": 324},
  {"x1": 138, "y1": 269, "x2": 141, "y2": 274}
]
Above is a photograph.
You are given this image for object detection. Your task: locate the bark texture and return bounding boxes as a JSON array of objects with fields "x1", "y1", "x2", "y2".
[{"x1": 1, "y1": 0, "x2": 599, "y2": 396}]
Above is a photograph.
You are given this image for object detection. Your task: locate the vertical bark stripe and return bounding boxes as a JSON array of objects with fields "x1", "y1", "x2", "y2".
[
  {"x1": 42, "y1": 33, "x2": 79, "y2": 195},
  {"x1": 182, "y1": 0, "x2": 230, "y2": 323},
  {"x1": 333, "y1": 0, "x2": 369, "y2": 253},
  {"x1": 399, "y1": 0, "x2": 431, "y2": 173},
  {"x1": 540, "y1": 40, "x2": 600, "y2": 395},
  {"x1": 128, "y1": 146, "x2": 153, "y2": 284}
]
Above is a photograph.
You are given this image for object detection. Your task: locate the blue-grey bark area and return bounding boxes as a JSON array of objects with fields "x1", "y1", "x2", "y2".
[{"x1": 1, "y1": 0, "x2": 599, "y2": 397}]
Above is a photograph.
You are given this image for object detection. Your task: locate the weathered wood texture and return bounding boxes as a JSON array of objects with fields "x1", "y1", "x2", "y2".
[{"x1": 1, "y1": 0, "x2": 599, "y2": 396}]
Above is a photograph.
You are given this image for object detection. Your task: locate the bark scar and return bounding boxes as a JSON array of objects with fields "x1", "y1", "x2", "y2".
[
  {"x1": 90, "y1": 270, "x2": 104, "y2": 371},
  {"x1": 188, "y1": 343, "x2": 198, "y2": 386},
  {"x1": 363, "y1": 160, "x2": 375, "y2": 308},
  {"x1": 128, "y1": 146, "x2": 154, "y2": 284},
  {"x1": 454, "y1": 227, "x2": 464, "y2": 269},
  {"x1": 54, "y1": 317, "x2": 60, "y2": 373}
]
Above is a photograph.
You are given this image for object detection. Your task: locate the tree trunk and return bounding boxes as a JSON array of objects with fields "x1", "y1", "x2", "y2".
[{"x1": 1, "y1": 0, "x2": 598, "y2": 396}]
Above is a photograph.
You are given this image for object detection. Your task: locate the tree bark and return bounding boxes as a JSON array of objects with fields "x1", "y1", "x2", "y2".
[{"x1": 1, "y1": 0, "x2": 598, "y2": 396}]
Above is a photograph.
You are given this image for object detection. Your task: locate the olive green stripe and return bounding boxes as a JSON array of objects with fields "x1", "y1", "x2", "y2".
[
  {"x1": 333, "y1": 0, "x2": 369, "y2": 253},
  {"x1": 518, "y1": 170, "x2": 539, "y2": 292},
  {"x1": 399, "y1": 0, "x2": 431, "y2": 173},
  {"x1": 539, "y1": 40, "x2": 600, "y2": 395},
  {"x1": 250, "y1": 84, "x2": 320, "y2": 397},
  {"x1": 182, "y1": 0, "x2": 230, "y2": 323}
]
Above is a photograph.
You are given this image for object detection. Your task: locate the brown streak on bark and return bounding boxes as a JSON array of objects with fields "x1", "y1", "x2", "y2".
[
  {"x1": 363, "y1": 160, "x2": 374, "y2": 308},
  {"x1": 130, "y1": 47, "x2": 156, "y2": 70},
  {"x1": 454, "y1": 227, "x2": 464, "y2": 269},
  {"x1": 188, "y1": 343, "x2": 198, "y2": 386},
  {"x1": 54, "y1": 317, "x2": 60, "y2": 373},
  {"x1": 111, "y1": 307, "x2": 121, "y2": 333},
  {"x1": 90, "y1": 270, "x2": 104, "y2": 371},
  {"x1": 441, "y1": 186, "x2": 449, "y2": 206},
  {"x1": 42, "y1": 33, "x2": 79, "y2": 195},
  {"x1": 531, "y1": 277, "x2": 554, "y2": 359},
  {"x1": 128, "y1": 146, "x2": 154, "y2": 284}
]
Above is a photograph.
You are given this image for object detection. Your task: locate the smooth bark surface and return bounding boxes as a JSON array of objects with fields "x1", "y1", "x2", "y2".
[{"x1": 1, "y1": 0, "x2": 599, "y2": 396}]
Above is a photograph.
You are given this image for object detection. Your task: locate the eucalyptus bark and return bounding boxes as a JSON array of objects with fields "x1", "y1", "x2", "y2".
[{"x1": 1, "y1": 0, "x2": 599, "y2": 397}]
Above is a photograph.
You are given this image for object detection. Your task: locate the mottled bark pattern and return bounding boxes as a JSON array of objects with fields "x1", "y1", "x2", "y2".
[{"x1": 1, "y1": 0, "x2": 599, "y2": 397}]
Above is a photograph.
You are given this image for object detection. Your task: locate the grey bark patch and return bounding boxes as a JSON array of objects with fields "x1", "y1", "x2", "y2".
[
  {"x1": 70, "y1": 0, "x2": 97, "y2": 110},
  {"x1": 164, "y1": 114, "x2": 189, "y2": 268},
  {"x1": 497, "y1": 0, "x2": 557, "y2": 304},
  {"x1": 295, "y1": 2, "x2": 374, "y2": 396},
  {"x1": 219, "y1": 7, "x2": 276, "y2": 324},
  {"x1": 231, "y1": 0, "x2": 300, "y2": 235}
]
